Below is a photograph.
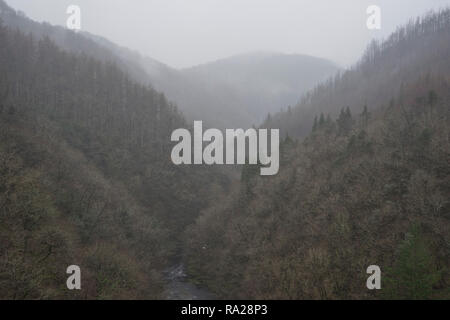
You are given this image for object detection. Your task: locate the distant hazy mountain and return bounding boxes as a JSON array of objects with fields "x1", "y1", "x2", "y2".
[
  {"x1": 0, "y1": 0, "x2": 338, "y2": 128},
  {"x1": 142, "y1": 52, "x2": 339, "y2": 128},
  {"x1": 188, "y1": 52, "x2": 340, "y2": 127}
]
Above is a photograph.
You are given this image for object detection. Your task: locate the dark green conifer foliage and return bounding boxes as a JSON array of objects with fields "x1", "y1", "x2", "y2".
[{"x1": 384, "y1": 225, "x2": 442, "y2": 300}]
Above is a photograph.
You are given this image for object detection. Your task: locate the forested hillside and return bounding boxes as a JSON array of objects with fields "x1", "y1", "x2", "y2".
[
  {"x1": 1, "y1": 1, "x2": 449, "y2": 301},
  {"x1": 185, "y1": 9, "x2": 450, "y2": 299},
  {"x1": 0, "y1": 0, "x2": 338, "y2": 129},
  {"x1": 0, "y1": 0, "x2": 153, "y2": 85},
  {"x1": 266, "y1": 9, "x2": 450, "y2": 138},
  {"x1": 0, "y1": 21, "x2": 227, "y2": 299}
]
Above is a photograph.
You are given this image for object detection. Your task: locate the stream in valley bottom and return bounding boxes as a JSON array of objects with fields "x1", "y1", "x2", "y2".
[{"x1": 163, "y1": 264, "x2": 216, "y2": 300}]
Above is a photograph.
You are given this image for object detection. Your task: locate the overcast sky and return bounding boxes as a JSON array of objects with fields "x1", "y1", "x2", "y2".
[{"x1": 5, "y1": 0, "x2": 450, "y2": 68}]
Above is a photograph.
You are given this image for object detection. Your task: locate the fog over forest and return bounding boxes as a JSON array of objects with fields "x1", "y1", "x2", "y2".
[
  {"x1": 0, "y1": 0, "x2": 449, "y2": 302},
  {"x1": 6, "y1": 0, "x2": 449, "y2": 68}
]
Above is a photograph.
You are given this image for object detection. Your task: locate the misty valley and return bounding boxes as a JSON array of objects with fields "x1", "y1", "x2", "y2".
[{"x1": 0, "y1": 0, "x2": 449, "y2": 302}]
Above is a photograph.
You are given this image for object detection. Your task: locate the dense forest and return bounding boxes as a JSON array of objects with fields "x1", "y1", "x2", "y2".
[
  {"x1": 0, "y1": 21, "x2": 227, "y2": 299},
  {"x1": 0, "y1": 1, "x2": 449, "y2": 300},
  {"x1": 184, "y1": 9, "x2": 450, "y2": 299},
  {"x1": 266, "y1": 9, "x2": 450, "y2": 138}
]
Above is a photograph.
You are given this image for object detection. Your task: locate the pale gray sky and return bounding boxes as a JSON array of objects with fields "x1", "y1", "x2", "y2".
[{"x1": 5, "y1": 0, "x2": 450, "y2": 68}]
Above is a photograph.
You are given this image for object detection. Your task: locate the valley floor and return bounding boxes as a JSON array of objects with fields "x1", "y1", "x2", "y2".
[{"x1": 164, "y1": 264, "x2": 216, "y2": 300}]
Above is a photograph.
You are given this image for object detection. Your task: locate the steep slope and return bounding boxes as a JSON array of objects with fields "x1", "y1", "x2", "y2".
[
  {"x1": 1, "y1": 0, "x2": 339, "y2": 129},
  {"x1": 0, "y1": 0, "x2": 153, "y2": 85},
  {"x1": 185, "y1": 9, "x2": 450, "y2": 300},
  {"x1": 0, "y1": 20, "x2": 227, "y2": 299},
  {"x1": 265, "y1": 9, "x2": 450, "y2": 138}
]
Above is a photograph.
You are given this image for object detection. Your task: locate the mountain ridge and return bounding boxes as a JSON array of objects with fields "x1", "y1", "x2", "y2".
[{"x1": 0, "y1": 0, "x2": 339, "y2": 129}]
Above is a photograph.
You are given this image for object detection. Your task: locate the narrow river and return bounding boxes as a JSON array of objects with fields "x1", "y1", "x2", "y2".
[{"x1": 164, "y1": 264, "x2": 216, "y2": 300}]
